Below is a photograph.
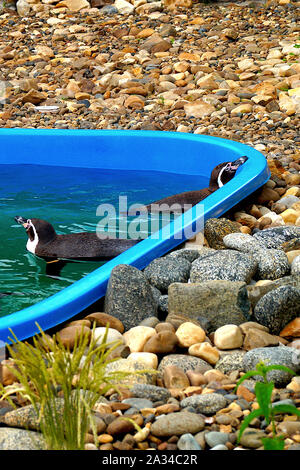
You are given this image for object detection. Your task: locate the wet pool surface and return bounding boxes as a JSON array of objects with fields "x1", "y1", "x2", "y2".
[{"x1": 0, "y1": 164, "x2": 207, "y2": 317}]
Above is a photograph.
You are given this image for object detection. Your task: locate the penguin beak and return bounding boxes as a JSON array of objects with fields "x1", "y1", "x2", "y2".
[
  {"x1": 227, "y1": 156, "x2": 248, "y2": 172},
  {"x1": 15, "y1": 216, "x2": 30, "y2": 229}
]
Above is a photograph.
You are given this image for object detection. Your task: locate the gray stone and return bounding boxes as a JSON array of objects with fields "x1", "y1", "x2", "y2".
[
  {"x1": 190, "y1": 250, "x2": 257, "y2": 284},
  {"x1": 291, "y1": 256, "x2": 300, "y2": 275},
  {"x1": 253, "y1": 226, "x2": 300, "y2": 250},
  {"x1": 177, "y1": 433, "x2": 202, "y2": 450},
  {"x1": 0, "y1": 427, "x2": 46, "y2": 450},
  {"x1": 223, "y1": 233, "x2": 290, "y2": 280},
  {"x1": 223, "y1": 233, "x2": 263, "y2": 252},
  {"x1": 105, "y1": 358, "x2": 157, "y2": 385},
  {"x1": 242, "y1": 346, "x2": 300, "y2": 386},
  {"x1": 239, "y1": 428, "x2": 266, "y2": 449},
  {"x1": 1, "y1": 400, "x2": 64, "y2": 431},
  {"x1": 180, "y1": 393, "x2": 227, "y2": 415},
  {"x1": 130, "y1": 384, "x2": 171, "y2": 402},
  {"x1": 143, "y1": 257, "x2": 191, "y2": 293},
  {"x1": 253, "y1": 286, "x2": 300, "y2": 334},
  {"x1": 104, "y1": 264, "x2": 157, "y2": 330},
  {"x1": 158, "y1": 354, "x2": 213, "y2": 377},
  {"x1": 205, "y1": 431, "x2": 229, "y2": 448},
  {"x1": 166, "y1": 248, "x2": 201, "y2": 263},
  {"x1": 139, "y1": 316, "x2": 160, "y2": 328},
  {"x1": 150, "y1": 412, "x2": 205, "y2": 437},
  {"x1": 247, "y1": 275, "x2": 300, "y2": 309},
  {"x1": 167, "y1": 281, "x2": 251, "y2": 332},
  {"x1": 255, "y1": 249, "x2": 290, "y2": 280},
  {"x1": 215, "y1": 351, "x2": 246, "y2": 374},
  {"x1": 278, "y1": 195, "x2": 299, "y2": 208},
  {"x1": 122, "y1": 398, "x2": 153, "y2": 409}
]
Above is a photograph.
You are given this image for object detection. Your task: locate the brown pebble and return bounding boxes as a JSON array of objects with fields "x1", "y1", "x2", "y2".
[
  {"x1": 186, "y1": 370, "x2": 208, "y2": 386},
  {"x1": 113, "y1": 441, "x2": 133, "y2": 450},
  {"x1": 163, "y1": 365, "x2": 190, "y2": 389},
  {"x1": 84, "y1": 312, "x2": 124, "y2": 333},
  {"x1": 99, "y1": 443, "x2": 114, "y2": 450},
  {"x1": 155, "y1": 322, "x2": 175, "y2": 333}
]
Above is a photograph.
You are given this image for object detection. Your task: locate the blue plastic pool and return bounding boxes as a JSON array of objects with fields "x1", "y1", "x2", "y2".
[{"x1": 0, "y1": 129, "x2": 270, "y2": 343}]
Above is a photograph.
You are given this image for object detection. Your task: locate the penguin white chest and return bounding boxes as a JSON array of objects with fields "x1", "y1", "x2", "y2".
[{"x1": 26, "y1": 225, "x2": 39, "y2": 254}]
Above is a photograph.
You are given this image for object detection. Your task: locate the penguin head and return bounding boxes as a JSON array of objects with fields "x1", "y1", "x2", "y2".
[
  {"x1": 15, "y1": 217, "x2": 56, "y2": 247},
  {"x1": 209, "y1": 156, "x2": 248, "y2": 189}
]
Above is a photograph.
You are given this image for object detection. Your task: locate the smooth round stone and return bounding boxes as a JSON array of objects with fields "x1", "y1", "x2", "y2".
[
  {"x1": 253, "y1": 285, "x2": 300, "y2": 335},
  {"x1": 123, "y1": 326, "x2": 156, "y2": 352},
  {"x1": 139, "y1": 316, "x2": 160, "y2": 328},
  {"x1": 143, "y1": 331, "x2": 178, "y2": 354},
  {"x1": 127, "y1": 352, "x2": 158, "y2": 369},
  {"x1": 158, "y1": 354, "x2": 213, "y2": 375},
  {"x1": 180, "y1": 393, "x2": 227, "y2": 415},
  {"x1": 255, "y1": 248, "x2": 290, "y2": 281},
  {"x1": 223, "y1": 233, "x2": 263, "y2": 252},
  {"x1": 56, "y1": 325, "x2": 91, "y2": 350},
  {"x1": 239, "y1": 428, "x2": 267, "y2": 449},
  {"x1": 175, "y1": 322, "x2": 206, "y2": 348},
  {"x1": 122, "y1": 398, "x2": 154, "y2": 410},
  {"x1": 213, "y1": 325, "x2": 244, "y2": 350},
  {"x1": 177, "y1": 433, "x2": 202, "y2": 450},
  {"x1": 130, "y1": 384, "x2": 171, "y2": 403},
  {"x1": 93, "y1": 327, "x2": 124, "y2": 347},
  {"x1": 210, "y1": 444, "x2": 229, "y2": 450},
  {"x1": 84, "y1": 312, "x2": 124, "y2": 333},
  {"x1": 205, "y1": 431, "x2": 230, "y2": 448},
  {"x1": 242, "y1": 346, "x2": 300, "y2": 386},
  {"x1": 150, "y1": 412, "x2": 205, "y2": 437},
  {"x1": 188, "y1": 342, "x2": 220, "y2": 365}
]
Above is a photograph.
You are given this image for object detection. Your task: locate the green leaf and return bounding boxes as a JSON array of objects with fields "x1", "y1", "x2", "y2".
[
  {"x1": 234, "y1": 370, "x2": 262, "y2": 391},
  {"x1": 237, "y1": 408, "x2": 263, "y2": 443},
  {"x1": 264, "y1": 364, "x2": 296, "y2": 377},
  {"x1": 272, "y1": 404, "x2": 300, "y2": 418},
  {"x1": 255, "y1": 381, "x2": 273, "y2": 423},
  {"x1": 261, "y1": 437, "x2": 285, "y2": 451}
]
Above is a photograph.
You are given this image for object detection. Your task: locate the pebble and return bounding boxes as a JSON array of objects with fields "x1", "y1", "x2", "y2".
[
  {"x1": 213, "y1": 325, "x2": 244, "y2": 350},
  {"x1": 205, "y1": 431, "x2": 229, "y2": 448},
  {"x1": 167, "y1": 280, "x2": 251, "y2": 332},
  {"x1": 143, "y1": 257, "x2": 191, "y2": 293},
  {"x1": 150, "y1": 412, "x2": 205, "y2": 437},
  {"x1": 180, "y1": 393, "x2": 228, "y2": 415},
  {"x1": 177, "y1": 433, "x2": 202, "y2": 450},
  {"x1": 189, "y1": 250, "x2": 257, "y2": 284},
  {"x1": 253, "y1": 286, "x2": 300, "y2": 334},
  {"x1": 243, "y1": 346, "x2": 300, "y2": 386}
]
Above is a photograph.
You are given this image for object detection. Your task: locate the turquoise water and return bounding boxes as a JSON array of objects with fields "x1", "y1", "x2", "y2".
[{"x1": 0, "y1": 164, "x2": 207, "y2": 317}]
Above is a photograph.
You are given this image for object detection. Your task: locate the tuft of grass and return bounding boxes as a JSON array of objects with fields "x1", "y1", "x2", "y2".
[
  {"x1": 0, "y1": 324, "x2": 145, "y2": 450},
  {"x1": 235, "y1": 361, "x2": 300, "y2": 450}
]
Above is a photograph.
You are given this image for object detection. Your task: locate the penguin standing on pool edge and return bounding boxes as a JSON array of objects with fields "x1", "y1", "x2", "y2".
[
  {"x1": 15, "y1": 216, "x2": 140, "y2": 276},
  {"x1": 145, "y1": 156, "x2": 248, "y2": 212}
]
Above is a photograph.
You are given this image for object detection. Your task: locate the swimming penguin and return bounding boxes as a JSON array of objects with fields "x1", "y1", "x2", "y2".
[
  {"x1": 15, "y1": 217, "x2": 140, "y2": 262},
  {"x1": 146, "y1": 156, "x2": 248, "y2": 213}
]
